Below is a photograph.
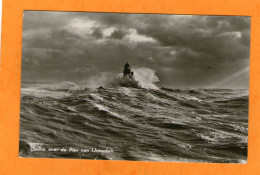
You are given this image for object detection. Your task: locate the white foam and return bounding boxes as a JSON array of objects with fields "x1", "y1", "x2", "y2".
[
  {"x1": 67, "y1": 106, "x2": 77, "y2": 112},
  {"x1": 93, "y1": 103, "x2": 127, "y2": 121},
  {"x1": 180, "y1": 95, "x2": 202, "y2": 102},
  {"x1": 118, "y1": 87, "x2": 137, "y2": 97},
  {"x1": 89, "y1": 93, "x2": 104, "y2": 101},
  {"x1": 94, "y1": 103, "x2": 108, "y2": 112},
  {"x1": 85, "y1": 67, "x2": 160, "y2": 89},
  {"x1": 132, "y1": 68, "x2": 159, "y2": 89},
  {"x1": 21, "y1": 87, "x2": 71, "y2": 99}
]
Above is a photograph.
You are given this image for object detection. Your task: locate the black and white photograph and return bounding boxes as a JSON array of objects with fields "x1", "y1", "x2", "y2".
[{"x1": 19, "y1": 11, "x2": 250, "y2": 163}]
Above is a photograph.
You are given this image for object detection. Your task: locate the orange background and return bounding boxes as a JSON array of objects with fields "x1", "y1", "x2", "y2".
[{"x1": 0, "y1": 0, "x2": 259, "y2": 174}]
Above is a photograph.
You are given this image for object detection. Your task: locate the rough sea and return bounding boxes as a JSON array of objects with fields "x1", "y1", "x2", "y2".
[{"x1": 19, "y1": 70, "x2": 248, "y2": 163}]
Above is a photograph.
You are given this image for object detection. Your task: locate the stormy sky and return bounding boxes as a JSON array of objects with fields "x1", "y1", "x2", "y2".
[{"x1": 21, "y1": 11, "x2": 250, "y2": 88}]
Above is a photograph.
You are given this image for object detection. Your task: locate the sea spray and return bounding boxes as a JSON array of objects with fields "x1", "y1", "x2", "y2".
[
  {"x1": 20, "y1": 81, "x2": 78, "y2": 99},
  {"x1": 85, "y1": 68, "x2": 159, "y2": 89},
  {"x1": 132, "y1": 68, "x2": 159, "y2": 89}
]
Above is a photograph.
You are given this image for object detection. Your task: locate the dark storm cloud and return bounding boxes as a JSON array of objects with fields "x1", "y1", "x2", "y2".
[
  {"x1": 110, "y1": 29, "x2": 128, "y2": 39},
  {"x1": 92, "y1": 27, "x2": 103, "y2": 39},
  {"x1": 21, "y1": 11, "x2": 250, "y2": 88},
  {"x1": 133, "y1": 15, "x2": 250, "y2": 61}
]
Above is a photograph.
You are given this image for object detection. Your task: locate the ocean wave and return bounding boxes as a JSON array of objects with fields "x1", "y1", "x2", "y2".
[{"x1": 19, "y1": 83, "x2": 249, "y2": 163}]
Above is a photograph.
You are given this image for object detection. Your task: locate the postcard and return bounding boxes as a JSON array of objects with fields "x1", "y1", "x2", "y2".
[{"x1": 19, "y1": 11, "x2": 250, "y2": 163}]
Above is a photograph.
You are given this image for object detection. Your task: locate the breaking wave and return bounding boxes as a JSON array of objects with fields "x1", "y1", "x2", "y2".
[
  {"x1": 86, "y1": 68, "x2": 159, "y2": 89},
  {"x1": 19, "y1": 70, "x2": 249, "y2": 163}
]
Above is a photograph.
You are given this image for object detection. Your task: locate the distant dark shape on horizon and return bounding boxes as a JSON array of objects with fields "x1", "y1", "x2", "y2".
[{"x1": 123, "y1": 62, "x2": 134, "y2": 78}]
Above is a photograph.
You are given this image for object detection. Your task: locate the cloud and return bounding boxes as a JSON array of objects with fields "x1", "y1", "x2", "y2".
[
  {"x1": 21, "y1": 11, "x2": 250, "y2": 88},
  {"x1": 110, "y1": 29, "x2": 128, "y2": 39},
  {"x1": 92, "y1": 27, "x2": 103, "y2": 39}
]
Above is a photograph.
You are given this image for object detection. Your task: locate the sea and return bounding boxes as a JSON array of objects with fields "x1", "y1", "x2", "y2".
[{"x1": 19, "y1": 69, "x2": 249, "y2": 163}]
